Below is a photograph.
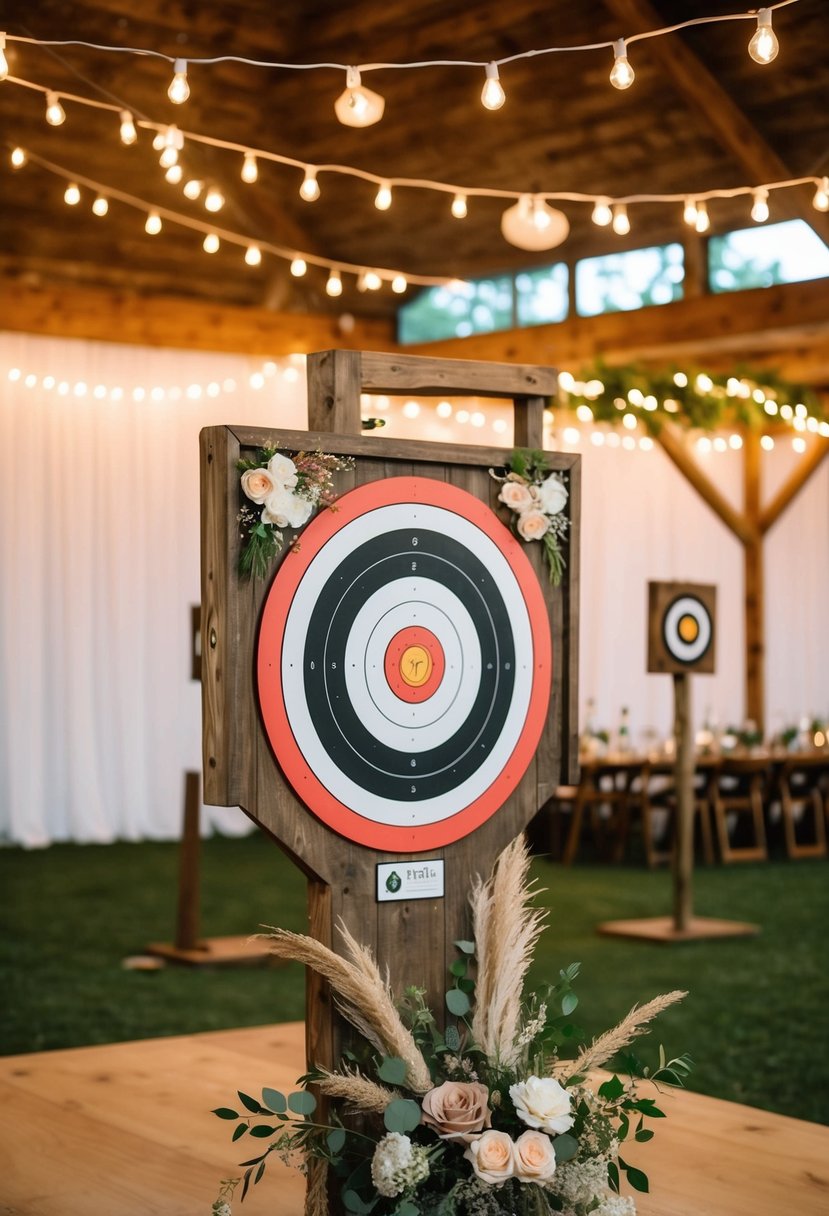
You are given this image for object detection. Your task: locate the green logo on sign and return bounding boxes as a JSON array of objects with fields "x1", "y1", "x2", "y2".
[{"x1": 385, "y1": 871, "x2": 402, "y2": 893}]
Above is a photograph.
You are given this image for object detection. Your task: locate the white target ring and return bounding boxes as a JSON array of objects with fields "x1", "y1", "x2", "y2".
[{"x1": 662, "y1": 594, "x2": 713, "y2": 665}]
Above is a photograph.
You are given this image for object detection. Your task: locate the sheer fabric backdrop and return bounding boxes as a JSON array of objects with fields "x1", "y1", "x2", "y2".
[{"x1": 1, "y1": 331, "x2": 826, "y2": 846}]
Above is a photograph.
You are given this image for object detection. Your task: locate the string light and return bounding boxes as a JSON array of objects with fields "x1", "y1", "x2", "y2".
[
  {"x1": 694, "y1": 200, "x2": 711, "y2": 232},
  {"x1": 204, "y1": 185, "x2": 224, "y2": 212},
  {"x1": 119, "y1": 110, "x2": 137, "y2": 145},
  {"x1": 165, "y1": 164, "x2": 183, "y2": 184},
  {"x1": 10, "y1": 146, "x2": 26, "y2": 167},
  {"x1": 501, "y1": 195, "x2": 569, "y2": 250},
  {"x1": 203, "y1": 232, "x2": 220, "y2": 252},
  {"x1": 683, "y1": 198, "x2": 698, "y2": 226},
  {"x1": 813, "y1": 177, "x2": 829, "y2": 212},
  {"x1": 591, "y1": 199, "x2": 613, "y2": 226},
  {"x1": 92, "y1": 194, "x2": 108, "y2": 215},
  {"x1": 326, "y1": 269, "x2": 343, "y2": 297},
  {"x1": 609, "y1": 39, "x2": 635, "y2": 89},
  {"x1": 183, "y1": 178, "x2": 203, "y2": 200},
  {"x1": 64, "y1": 182, "x2": 80, "y2": 205},
  {"x1": 334, "y1": 67, "x2": 385, "y2": 128},
  {"x1": 612, "y1": 203, "x2": 630, "y2": 235},
  {"x1": 391, "y1": 273, "x2": 408, "y2": 293},
  {"x1": 145, "y1": 211, "x2": 162, "y2": 234},
  {"x1": 167, "y1": 59, "x2": 190, "y2": 104},
  {"x1": 244, "y1": 244, "x2": 262, "y2": 266},
  {"x1": 748, "y1": 8, "x2": 779, "y2": 64},
  {"x1": 299, "y1": 168, "x2": 320, "y2": 201},
  {"x1": 374, "y1": 181, "x2": 392, "y2": 211},
  {"x1": 451, "y1": 193, "x2": 468, "y2": 219},
  {"x1": 241, "y1": 152, "x2": 258, "y2": 183},
  {"x1": 751, "y1": 187, "x2": 769, "y2": 222},
  {"x1": 0, "y1": 32, "x2": 7, "y2": 81},
  {"x1": 45, "y1": 91, "x2": 66, "y2": 125},
  {"x1": 290, "y1": 256, "x2": 307, "y2": 276},
  {"x1": 158, "y1": 125, "x2": 183, "y2": 168},
  {"x1": 362, "y1": 270, "x2": 382, "y2": 290},
  {"x1": 481, "y1": 62, "x2": 506, "y2": 110}
]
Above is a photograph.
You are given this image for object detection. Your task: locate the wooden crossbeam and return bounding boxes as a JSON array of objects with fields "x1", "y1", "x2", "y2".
[
  {"x1": 655, "y1": 421, "x2": 757, "y2": 546},
  {"x1": 759, "y1": 435, "x2": 829, "y2": 533}
]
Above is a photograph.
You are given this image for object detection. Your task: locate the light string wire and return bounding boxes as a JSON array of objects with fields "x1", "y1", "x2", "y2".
[
  {"x1": 5, "y1": 0, "x2": 801, "y2": 73},
  {"x1": 6, "y1": 75, "x2": 825, "y2": 211}
]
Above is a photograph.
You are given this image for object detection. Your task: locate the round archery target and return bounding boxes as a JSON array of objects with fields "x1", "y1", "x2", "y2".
[
  {"x1": 662, "y1": 594, "x2": 713, "y2": 665},
  {"x1": 257, "y1": 477, "x2": 552, "y2": 852}
]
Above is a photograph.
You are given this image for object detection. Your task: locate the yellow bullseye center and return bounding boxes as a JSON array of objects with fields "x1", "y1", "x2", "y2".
[
  {"x1": 400, "y1": 644, "x2": 433, "y2": 687},
  {"x1": 678, "y1": 614, "x2": 699, "y2": 643}
]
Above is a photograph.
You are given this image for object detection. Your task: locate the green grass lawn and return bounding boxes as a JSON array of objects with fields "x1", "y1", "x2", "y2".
[{"x1": 2, "y1": 834, "x2": 827, "y2": 1124}]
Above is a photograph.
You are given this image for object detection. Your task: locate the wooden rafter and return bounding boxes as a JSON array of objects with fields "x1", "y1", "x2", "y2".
[{"x1": 759, "y1": 436, "x2": 829, "y2": 533}]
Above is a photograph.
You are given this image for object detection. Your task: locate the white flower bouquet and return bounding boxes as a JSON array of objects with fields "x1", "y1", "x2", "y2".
[
  {"x1": 490, "y1": 451, "x2": 570, "y2": 585},
  {"x1": 212, "y1": 839, "x2": 689, "y2": 1216}
]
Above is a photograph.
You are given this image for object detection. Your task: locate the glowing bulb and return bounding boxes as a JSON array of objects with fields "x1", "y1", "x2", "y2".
[
  {"x1": 92, "y1": 194, "x2": 108, "y2": 216},
  {"x1": 812, "y1": 177, "x2": 829, "y2": 212},
  {"x1": 244, "y1": 244, "x2": 262, "y2": 266},
  {"x1": 64, "y1": 182, "x2": 80, "y2": 206},
  {"x1": 152, "y1": 132, "x2": 165, "y2": 151},
  {"x1": 165, "y1": 163, "x2": 183, "y2": 184},
  {"x1": 203, "y1": 232, "x2": 220, "y2": 253},
  {"x1": 751, "y1": 188, "x2": 769, "y2": 223},
  {"x1": 610, "y1": 39, "x2": 635, "y2": 89},
  {"x1": 592, "y1": 198, "x2": 613, "y2": 226},
  {"x1": 391, "y1": 274, "x2": 407, "y2": 294},
  {"x1": 204, "y1": 186, "x2": 224, "y2": 212},
  {"x1": 168, "y1": 58, "x2": 190, "y2": 103},
  {"x1": 0, "y1": 33, "x2": 7, "y2": 82},
  {"x1": 683, "y1": 198, "x2": 698, "y2": 226},
  {"x1": 326, "y1": 269, "x2": 343, "y2": 297},
  {"x1": 334, "y1": 67, "x2": 385, "y2": 128},
  {"x1": 183, "y1": 179, "x2": 203, "y2": 200},
  {"x1": 159, "y1": 145, "x2": 179, "y2": 169},
  {"x1": 674, "y1": 371, "x2": 688, "y2": 388},
  {"x1": 612, "y1": 203, "x2": 630, "y2": 235},
  {"x1": 481, "y1": 62, "x2": 506, "y2": 110},
  {"x1": 235, "y1": 152, "x2": 258, "y2": 185},
  {"x1": 299, "y1": 168, "x2": 320, "y2": 202},
  {"x1": 501, "y1": 195, "x2": 569, "y2": 250},
  {"x1": 729, "y1": 433, "x2": 743, "y2": 450},
  {"x1": 10, "y1": 146, "x2": 26, "y2": 168},
  {"x1": 119, "y1": 110, "x2": 137, "y2": 145},
  {"x1": 45, "y1": 92, "x2": 66, "y2": 126},
  {"x1": 695, "y1": 201, "x2": 710, "y2": 233},
  {"x1": 748, "y1": 8, "x2": 779, "y2": 64},
  {"x1": 290, "y1": 256, "x2": 307, "y2": 277},
  {"x1": 403, "y1": 400, "x2": 421, "y2": 419},
  {"x1": 451, "y1": 193, "x2": 468, "y2": 219},
  {"x1": 792, "y1": 437, "x2": 806, "y2": 454},
  {"x1": 760, "y1": 435, "x2": 774, "y2": 451},
  {"x1": 363, "y1": 270, "x2": 382, "y2": 291},
  {"x1": 145, "y1": 212, "x2": 162, "y2": 235},
  {"x1": 374, "y1": 182, "x2": 392, "y2": 211},
  {"x1": 622, "y1": 412, "x2": 637, "y2": 430},
  {"x1": 436, "y1": 401, "x2": 453, "y2": 418}
]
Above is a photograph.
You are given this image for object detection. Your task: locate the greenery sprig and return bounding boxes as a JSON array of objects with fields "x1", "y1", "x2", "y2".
[{"x1": 491, "y1": 450, "x2": 570, "y2": 586}]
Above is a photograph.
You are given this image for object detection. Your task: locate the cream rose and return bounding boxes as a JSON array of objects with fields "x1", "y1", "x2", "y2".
[
  {"x1": 538, "y1": 474, "x2": 568, "y2": 516},
  {"x1": 261, "y1": 486, "x2": 295, "y2": 527},
  {"x1": 267, "y1": 452, "x2": 298, "y2": 488},
  {"x1": 421, "y1": 1081, "x2": 491, "y2": 1143},
  {"x1": 516, "y1": 510, "x2": 550, "y2": 542},
  {"x1": 513, "y1": 1130, "x2": 557, "y2": 1183},
  {"x1": 240, "y1": 468, "x2": 275, "y2": 504},
  {"x1": 283, "y1": 493, "x2": 313, "y2": 528},
  {"x1": 510, "y1": 1076, "x2": 573, "y2": 1135},
  {"x1": 499, "y1": 480, "x2": 534, "y2": 513},
  {"x1": 464, "y1": 1129, "x2": 515, "y2": 1184}
]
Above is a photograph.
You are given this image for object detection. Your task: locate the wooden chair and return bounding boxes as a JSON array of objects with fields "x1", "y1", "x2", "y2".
[
  {"x1": 772, "y1": 754, "x2": 828, "y2": 859},
  {"x1": 550, "y1": 757, "x2": 641, "y2": 865},
  {"x1": 710, "y1": 756, "x2": 768, "y2": 862},
  {"x1": 640, "y1": 758, "x2": 717, "y2": 868}
]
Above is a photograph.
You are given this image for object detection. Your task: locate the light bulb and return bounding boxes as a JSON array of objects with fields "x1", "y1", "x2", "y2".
[
  {"x1": 326, "y1": 269, "x2": 343, "y2": 297},
  {"x1": 10, "y1": 146, "x2": 26, "y2": 168},
  {"x1": 145, "y1": 212, "x2": 162, "y2": 235},
  {"x1": 748, "y1": 9, "x2": 778, "y2": 64},
  {"x1": 334, "y1": 66, "x2": 385, "y2": 128},
  {"x1": 391, "y1": 274, "x2": 407, "y2": 294},
  {"x1": 183, "y1": 178, "x2": 203, "y2": 200},
  {"x1": 204, "y1": 186, "x2": 224, "y2": 212},
  {"x1": 0, "y1": 33, "x2": 7, "y2": 82},
  {"x1": 812, "y1": 177, "x2": 829, "y2": 212},
  {"x1": 168, "y1": 59, "x2": 190, "y2": 103},
  {"x1": 695, "y1": 200, "x2": 710, "y2": 233},
  {"x1": 683, "y1": 198, "x2": 698, "y2": 226},
  {"x1": 245, "y1": 244, "x2": 262, "y2": 266},
  {"x1": 203, "y1": 232, "x2": 220, "y2": 253},
  {"x1": 92, "y1": 195, "x2": 108, "y2": 216},
  {"x1": 363, "y1": 270, "x2": 382, "y2": 290},
  {"x1": 610, "y1": 39, "x2": 635, "y2": 90},
  {"x1": 299, "y1": 168, "x2": 320, "y2": 201},
  {"x1": 501, "y1": 195, "x2": 569, "y2": 250},
  {"x1": 119, "y1": 110, "x2": 137, "y2": 145},
  {"x1": 165, "y1": 163, "x2": 183, "y2": 184},
  {"x1": 152, "y1": 131, "x2": 165, "y2": 151},
  {"x1": 374, "y1": 181, "x2": 392, "y2": 211},
  {"x1": 45, "y1": 92, "x2": 66, "y2": 126},
  {"x1": 481, "y1": 62, "x2": 505, "y2": 110},
  {"x1": 451, "y1": 193, "x2": 468, "y2": 219},
  {"x1": 241, "y1": 152, "x2": 258, "y2": 184},
  {"x1": 591, "y1": 198, "x2": 613, "y2": 226},
  {"x1": 751, "y1": 188, "x2": 769, "y2": 223},
  {"x1": 290, "y1": 256, "x2": 307, "y2": 277},
  {"x1": 64, "y1": 182, "x2": 80, "y2": 206},
  {"x1": 159, "y1": 145, "x2": 179, "y2": 169},
  {"x1": 611, "y1": 203, "x2": 630, "y2": 235}
]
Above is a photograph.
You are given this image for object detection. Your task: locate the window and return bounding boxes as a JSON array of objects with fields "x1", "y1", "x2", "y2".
[
  {"x1": 709, "y1": 219, "x2": 829, "y2": 293},
  {"x1": 575, "y1": 244, "x2": 685, "y2": 317},
  {"x1": 515, "y1": 265, "x2": 569, "y2": 327}
]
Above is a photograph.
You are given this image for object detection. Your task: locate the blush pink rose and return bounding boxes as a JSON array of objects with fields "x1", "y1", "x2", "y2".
[
  {"x1": 516, "y1": 510, "x2": 550, "y2": 542},
  {"x1": 464, "y1": 1129, "x2": 515, "y2": 1184},
  {"x1": 241, "y1": 468, "x2": 275, "y2": 504},
  {"x1": 513, "y1": 1130, "x2": 557, "y2": 1184},
  {"x1": 421, "y1": 1081, "x2": 491, "y2": 1143},
  {"x1": 499, "y1": 480, "x2": 534, "y2": 513}
]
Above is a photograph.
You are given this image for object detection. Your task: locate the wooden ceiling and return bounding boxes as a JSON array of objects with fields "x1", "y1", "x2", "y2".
[{"x1": 1, "y1": 0, "x2": 827, "y2": 321}]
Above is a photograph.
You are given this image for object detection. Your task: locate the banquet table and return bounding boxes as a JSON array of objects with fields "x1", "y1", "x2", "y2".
[{"x1": 1, "y1": 1020, "x2": 828, "y2": 1215}]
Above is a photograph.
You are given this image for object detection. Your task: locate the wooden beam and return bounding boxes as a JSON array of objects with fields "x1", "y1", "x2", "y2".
[
  {"x1": 743, "y1": 430, "x2": 765, "y2": 731},
  {"x1": 656, "y1": 421, "x2": 757, "y2": 546},
  {"x1": 759, "y1": 436, "x2": 829, "y2": 534},
  {"x1": 600, "y1": 0, "x2": 829, "y2": 248}
]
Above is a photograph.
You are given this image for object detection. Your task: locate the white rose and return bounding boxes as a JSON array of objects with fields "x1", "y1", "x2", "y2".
[
  {"x1": 464, "y1": 1129, "x2": 515, "y2": 1184},
  {"x1": 262, "y1": 489, "x2": 313, "y2": 530},
  {"x1": 510, "y1": 1076, "x2": 574, "y2": 1135},
  {"x1": 267, "y1": 452, "x2": 298, "y2": 488},
  {"x1": 513, "y1": 1130, "x2": 557, "y2": 1183},
  {"x1": 538, "y1": 474, "x2": 568, "y2": 516},
  {"x1": 516, "y1": 510, "x2": 550, "y2": 542},
  {"x1": 499, "y1": 480, "x2": 534, "y2": 513}
]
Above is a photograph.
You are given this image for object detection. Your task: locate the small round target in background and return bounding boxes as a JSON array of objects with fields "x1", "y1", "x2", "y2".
[
  {"x1": 257, "y1": 477, "x2": 552, "y2": 853},
  {"x1": 662, "y1": 594, "x2": 713, "y2": 666}
]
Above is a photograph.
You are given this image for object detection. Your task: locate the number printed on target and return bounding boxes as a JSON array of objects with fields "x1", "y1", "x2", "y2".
[{"x1": 257, "y1": 478, "x2": 552, "y2": 852}]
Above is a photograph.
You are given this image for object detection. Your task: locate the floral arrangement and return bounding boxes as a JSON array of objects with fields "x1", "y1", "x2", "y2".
[
  {"x1": 212, "y1": 839, "x2": 689, "y2": 1216},
  {"x1": 491, "y1": 451, "x2": 569, "y2": 586},
  {"x1": 236, "y1": 443, "x2": 354, "y2": 578}
]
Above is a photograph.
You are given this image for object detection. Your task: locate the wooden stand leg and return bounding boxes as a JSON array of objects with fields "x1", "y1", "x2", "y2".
[
  {"x1": 673, "y1": 674, "x2": 694, "y2": 932},
  {"x1": 175, "y1": 770, "x2": 202, "y2": 951}
]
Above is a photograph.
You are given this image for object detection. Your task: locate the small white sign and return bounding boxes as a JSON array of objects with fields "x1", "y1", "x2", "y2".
[{"x1": 377, "y1": 860, "x2": 445, "y2": 902}]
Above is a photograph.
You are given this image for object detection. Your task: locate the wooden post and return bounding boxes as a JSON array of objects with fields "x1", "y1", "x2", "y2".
[
  {"x1": 744, "y1": 429, "x2": 764, "y2": 733},
  {"x1": 174, "y1": 771, "x2": 202, "y2": 951},
  {"x1": 672, "y1": 674, "x2": 693, "y2": 932}
]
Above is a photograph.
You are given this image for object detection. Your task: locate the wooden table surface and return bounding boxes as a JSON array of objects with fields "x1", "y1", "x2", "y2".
[{"x1": 2, "y1": 1021, "x2": 828, "y2": 1215}]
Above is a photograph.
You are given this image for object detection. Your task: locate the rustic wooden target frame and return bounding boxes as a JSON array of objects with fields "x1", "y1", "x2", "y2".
[{"x1": 200, "y1": 350, "x2": 580, "y2": 1070}]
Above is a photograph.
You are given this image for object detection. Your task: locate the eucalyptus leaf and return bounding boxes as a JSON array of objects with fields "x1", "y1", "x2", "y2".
[
  {"x1": 445, "y1": 988, "x2": 470, "y2": 1016},
  {"x1": 383, "y1": 1098, "x2": 422, "y2": 1133},
  {"x1": 262, "y1": 1087, "x2": 287, "y2": 1113},
  {"x1": 454, "y1": 940, "x2": 475, "y2": 955},
  {"x1": 378, "y1": 1056, "x2": 408, "y2": 1085},
  {"x1": 343, "y1": 1189, "x2": 372, "y2": 1214},
  {"x1": 327, "y1": 1127, "x2": 347, "y2": 1154},
  {"x1": 288, "y1": 1089, "x2": 317, "y2": 1115},
  {"x1": 561, "y1": 991, "x2": 578, "y2": 1016},
  {"x1": 395, "y1": 1203, "x2": 420, "y2": 1216},
  {"x1": 449, "y1": 959, "x2": 467, "y2": 978},
  {"x1": 444, "y1": 1024, "x2": 461, "y2": 1052},
  {"x1": 552, "y1": 1133, "x2": 578, "y2": 1163}
]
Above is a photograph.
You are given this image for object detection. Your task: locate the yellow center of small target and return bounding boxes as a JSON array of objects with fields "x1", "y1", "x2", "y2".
[
  {"x1": 400, "y1": 644, "x2": 433, "y2": 687},
  {"x1": 678, "y1": 614, "x2": 699, "y2": 643}
]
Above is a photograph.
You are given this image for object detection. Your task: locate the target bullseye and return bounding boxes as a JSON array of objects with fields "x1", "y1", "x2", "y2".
[
  {"x1": 663, "y1": 594, "x2": 712, "y2": 665},
  {"x1": 257, "y1": 477, "x2": 552, "y2": 852}
]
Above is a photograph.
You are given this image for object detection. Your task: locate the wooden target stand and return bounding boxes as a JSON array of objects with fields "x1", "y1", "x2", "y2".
[
  {"x1": 200, "y1": 349, "x2": 580, "y2": 1075},
  {"x1": 599, "y1": 581, "x2": 758, "y2": 943}
]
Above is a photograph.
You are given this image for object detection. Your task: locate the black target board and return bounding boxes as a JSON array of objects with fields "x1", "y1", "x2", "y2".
[
  {"x1": 647, "y1": 581, "x2": 717, "y2": 675},
  {"x1": 258, "y1": 477, "x2": 552, "y2": 851}
]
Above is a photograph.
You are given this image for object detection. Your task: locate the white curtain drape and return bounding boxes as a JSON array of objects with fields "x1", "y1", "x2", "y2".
[{"x1": 1, "y1": 331, "x2": 826, "y2": 846}]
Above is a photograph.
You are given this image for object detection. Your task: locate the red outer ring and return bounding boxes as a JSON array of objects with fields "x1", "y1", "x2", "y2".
[
  {"x1": 384, "y1": 626, "x2": 445, "y2": 704},
  {"x1": 257, "y1": 477, "x2": 552, "y2": 853}
]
